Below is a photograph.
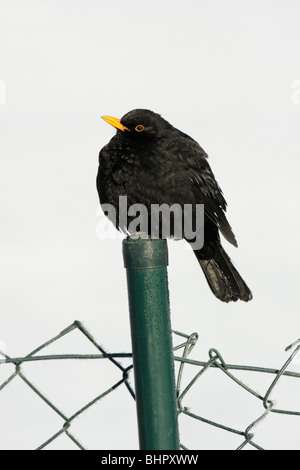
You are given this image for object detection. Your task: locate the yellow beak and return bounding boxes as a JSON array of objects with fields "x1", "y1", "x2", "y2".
[{"x1": 101, "y1": 115, "x2": 130, "y2": 132}]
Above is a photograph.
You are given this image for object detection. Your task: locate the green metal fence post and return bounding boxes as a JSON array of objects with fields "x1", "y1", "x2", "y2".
[{"x1": 123, "y1": 236, "x2": 180, "y2": 450}]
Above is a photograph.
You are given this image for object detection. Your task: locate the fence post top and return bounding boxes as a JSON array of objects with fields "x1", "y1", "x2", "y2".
[{"x1": 122, "y1": 237, "x2": 169, "y2": 270}]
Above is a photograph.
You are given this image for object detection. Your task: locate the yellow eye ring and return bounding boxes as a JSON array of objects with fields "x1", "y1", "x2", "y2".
[{"x1": 135, "y1": 125, "x2": 144, "y2": 132}]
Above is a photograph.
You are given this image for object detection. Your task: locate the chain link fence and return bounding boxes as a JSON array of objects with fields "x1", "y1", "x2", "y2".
[{"x1": 0, "y1": 320, "x2": 299, "y2": 450}]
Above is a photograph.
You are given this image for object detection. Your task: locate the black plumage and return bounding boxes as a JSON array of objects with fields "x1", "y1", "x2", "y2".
[{"x1": 97, "y1": 109, "x2": 252, "y2": 302}]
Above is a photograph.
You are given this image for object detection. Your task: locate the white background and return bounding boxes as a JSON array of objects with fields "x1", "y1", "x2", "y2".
[{"x1": 0, "y1": 0, "x2": 300, "y2": 450}]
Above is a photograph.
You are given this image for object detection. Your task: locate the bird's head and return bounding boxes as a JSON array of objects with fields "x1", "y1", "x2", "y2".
[{"x1": 101, "y1": 109, "x2": 172, "y2": 140}]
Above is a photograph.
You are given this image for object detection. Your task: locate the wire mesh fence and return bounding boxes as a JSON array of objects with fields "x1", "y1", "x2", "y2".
[{"x1": 0, "y1": 320, "x2": 299, "y2": 450}]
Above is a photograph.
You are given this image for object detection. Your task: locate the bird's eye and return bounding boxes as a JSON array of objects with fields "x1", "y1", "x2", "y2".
[{"x1": 135, "y1": 125, "x2": 144, "y2": 132}]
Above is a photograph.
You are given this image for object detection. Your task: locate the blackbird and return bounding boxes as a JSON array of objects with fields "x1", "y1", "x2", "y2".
[{"x1": 97, "y1": 109, "x2": 252, "y2": 302}]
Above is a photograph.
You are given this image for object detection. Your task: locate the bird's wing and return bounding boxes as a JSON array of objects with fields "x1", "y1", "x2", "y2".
[{"x1": 182, "y1": 142, "x2": 238, "y2": 247}]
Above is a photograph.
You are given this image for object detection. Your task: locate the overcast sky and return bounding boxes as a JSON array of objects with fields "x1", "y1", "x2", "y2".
[{"x1": 0, "y1": 0, "x2": 300, "y2": 450}]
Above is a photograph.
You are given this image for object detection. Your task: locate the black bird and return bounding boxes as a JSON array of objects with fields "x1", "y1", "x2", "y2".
[{"x1": 97, "y1": 109, "x2": 252, "y2": 302}]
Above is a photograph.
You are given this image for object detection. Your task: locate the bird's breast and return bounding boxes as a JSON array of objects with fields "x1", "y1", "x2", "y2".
[{"x1": 99, "y1": 136, "x2": 192, "y2": 207}]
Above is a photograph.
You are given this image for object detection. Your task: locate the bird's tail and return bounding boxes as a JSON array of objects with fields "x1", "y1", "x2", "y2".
[{"x1": 194, "y1": 242, "x2": 253, "y2": 302}]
